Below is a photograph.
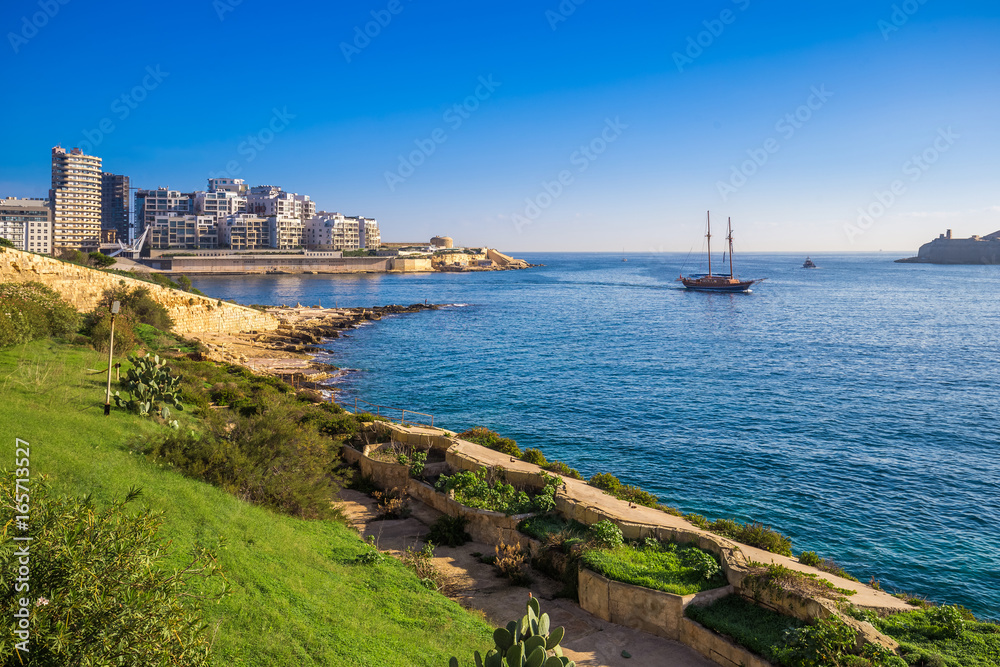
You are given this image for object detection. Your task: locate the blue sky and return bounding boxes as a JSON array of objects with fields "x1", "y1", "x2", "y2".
[{"x1": 1, "y1": 0, "x2": 998, "y2": 252}]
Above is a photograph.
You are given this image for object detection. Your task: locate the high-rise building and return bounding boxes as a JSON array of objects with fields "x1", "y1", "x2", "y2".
[
  {"x1": 247, "y1": 185, "x2": 315, "y2": 222},
  {"x1": 219, "y1": 214, "x2": 270, "y2": 250},
  {"x1": 101, "y1": 172, "x2": 130, "y2": 243},
  {"x1": 0, "y1": 197, "x2": 52, "y2": 254},
  {"x1": 50, "y1": 146, "x2": 102, "y2": 254},
  {"x1": 148, "y1": 215, "x2": 218, "y2": 250}
]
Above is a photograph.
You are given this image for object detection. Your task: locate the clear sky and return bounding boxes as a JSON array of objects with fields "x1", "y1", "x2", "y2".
[{"x1": 1, "y1": 0, "x2": 997, "y2": 252}]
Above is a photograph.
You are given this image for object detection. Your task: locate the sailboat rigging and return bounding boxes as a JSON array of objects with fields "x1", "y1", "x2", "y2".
[{"x1": 678, "y1": 212, "x2": 762, "y2": 292}]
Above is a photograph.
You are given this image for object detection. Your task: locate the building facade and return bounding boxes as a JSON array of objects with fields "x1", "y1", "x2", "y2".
[
  {"x1": 50, "y1": 146, "x2": 102, "y2": 254},
  {"x1": 268, "y1": 216, "x2": 304, "y2": 250},
  {"x1": 304, "y1": 213, "x2": 380, "y2": 251},
  {"x1": 0, "y1": 198, "x2": 52, "y2": 254},
  {"x1": 247, "y1": 185, "x2": 315, "y2": 222},
  {"x1": 135, "y1": 188, "x2": 195, "y2": 238},
  {"x1": 100, "y1": 173, "x2": 130, "y2": 243},
  {"x1": 219, "y1": 214, "x2": 270, "y2": 250},
  {"x1": 148, "y1": 215, "x2": 219, "y2": 250}
]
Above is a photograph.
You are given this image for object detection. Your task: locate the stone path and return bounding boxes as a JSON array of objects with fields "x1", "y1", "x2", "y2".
[{"x1": 339, "y1": 489, "x2": 715, "y2": 667}]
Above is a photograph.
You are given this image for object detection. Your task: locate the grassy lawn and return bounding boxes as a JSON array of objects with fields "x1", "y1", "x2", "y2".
[
  {"x1": 580, "y1": 541, "x2": 728, "y2": 596},
  {"x1": 685, "y1": 595, "x2": 803, "y2": 664},
  {"x1": 873, "y1": 608, "x2": 1000, "y2": 666},
  {"x1": 0, "y1": 340, "x2": 492, "y2": 666}
]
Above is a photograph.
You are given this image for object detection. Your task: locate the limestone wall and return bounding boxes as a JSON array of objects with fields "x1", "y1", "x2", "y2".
[
  {"x1": 0, "y1": 248, "x2": 278, "y2": 335},
  {"x1": 679, "y1": 619, "x2": 775, "y2": 667},
  {"x1": 578, "y1": 569, "x2": 733, "y2": 642}
]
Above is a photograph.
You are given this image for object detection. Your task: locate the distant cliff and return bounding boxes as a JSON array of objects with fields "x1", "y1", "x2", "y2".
[{"x1": 897, "y1": 229, "x2": 1000, "y2": 264}]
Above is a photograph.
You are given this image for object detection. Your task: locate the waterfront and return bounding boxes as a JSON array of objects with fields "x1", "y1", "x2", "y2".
[{"x1": 191, "y1": 252, "x2": 1000, "y2": 619}]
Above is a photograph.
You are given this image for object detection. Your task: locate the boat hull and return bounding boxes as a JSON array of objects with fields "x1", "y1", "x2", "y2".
[{"x1": 680, "y1": 277, "x2": 758, "y2": 292}]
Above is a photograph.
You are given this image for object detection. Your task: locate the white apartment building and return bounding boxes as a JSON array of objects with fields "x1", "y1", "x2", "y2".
[
  {"x1": 0, "y1": 198, "x2": 51, "y2": 254},
  {"x1": 219, "y1": 213, "x2": 270, "y2": 250},
  {"x1": 195, "y1": 190, "x2": 246, "y2": 225},
  {"x1": 148, "y1": 215, "x2": 218, "y2": 250},
  {"x1": 50, "y1": 147, "x2": 102, "y2": 253},
  {"x1": 303, "y1": 213, "x2": 380, "y2": 251},
  {"x1": 135, "y1": 188, "x2": 195, "y2": 237},
  {"x1": 358, "y1": 216, "x2": 381, "y2": 249},
  {"x1": 207, "y1": 178, "x2": 248, "y2": 194},
  {"x1": 247, "y1": 185, "x2": 315, "y2": 222},
  {"x1": 268, "y1": 216, "x2": 304, "y2": 250}
]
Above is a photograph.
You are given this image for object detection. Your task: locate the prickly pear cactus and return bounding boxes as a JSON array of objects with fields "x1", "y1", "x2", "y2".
[
  {"x1": 113, "y1": 352, "x2": 184, "y2": 418},
  {"x1": 450, "y1": 596, "x2": 575, "y2": 667}
]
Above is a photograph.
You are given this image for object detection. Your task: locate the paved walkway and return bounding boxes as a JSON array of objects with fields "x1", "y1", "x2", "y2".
[{"x1": 339, "y1": 489, "x2": 715, "y2": 667}]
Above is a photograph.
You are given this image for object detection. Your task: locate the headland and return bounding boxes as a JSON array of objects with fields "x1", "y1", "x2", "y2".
[{"x1": 897, "y1": 228, "x2": 1000, "y2": 264}]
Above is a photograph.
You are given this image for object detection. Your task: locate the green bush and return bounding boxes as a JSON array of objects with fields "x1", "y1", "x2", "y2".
[
  {"x1": 88, "y1": 251, "x2": 116, "y2": 267},
  {"x1": 88, "y1": 283, "x2": 174, "y2": 332},
  {"x1": 544, "y1": 460, "x2": 583, "y2": 479},
  {"x1": 520, "y1": 448, "x2": 547, "y2": 466},
  {"x1": 588, "y1": 473, "x2": 660, "y2": 508},
  {"x1": 588, "y1": 473, "x2": 621, "y2": 494},
  {"x1": 589, "y1": 520, "x2": 623, "y2": 549},
  {"x1": 147, "y1": 402, "x2": 343, "y2": 519},
  {"x1": 434, "y1": 467, "x2": 557, "y2": 516},
  {"x1": 113, "y1": 352, "x2": 184, "y2": 421},
  {"x1": 799, "y1": 551, "x2": 859, "y2": 582},
  {"x1": 458, "y1": 427, "x2": 522, "y2": 458},
  {"x1": 872, "y1": 606, "x2": 999, "y2": 666},
  {"x1": 0, "y1": 478, "x2": 227, "y2": 665},
  {"x1": 427, "y1": 515, "x2": 471, "y2": 547},
  {"x1": 0, "y1": 281, "x2": 81, "y2": 347},
  {"x1": 775, "y1": 615, "x2": 857, "y2": 667},
  {"x1": 709, "y1": 520, "x2": 793, "y2": 556}
]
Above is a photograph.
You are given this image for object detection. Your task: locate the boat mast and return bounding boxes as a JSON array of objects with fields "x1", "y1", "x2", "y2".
[
  {"x1": 728, "y1": 217, "x2": 734, "y2": 278},
  {"x1": 706, "y1": 211, "x2": 712, "y2": 276}
]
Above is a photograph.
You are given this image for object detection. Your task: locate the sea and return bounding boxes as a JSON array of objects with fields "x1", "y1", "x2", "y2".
[{"x1": 191, "y1": 253, "x2": 1000, "y2": 619}]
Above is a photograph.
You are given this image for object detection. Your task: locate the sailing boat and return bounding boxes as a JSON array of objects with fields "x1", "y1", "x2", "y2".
[
  {"x1": 622, "y1": 248, "x2": 627, "y2": 262},
  {"x1": 679, "y1": 212, "x2": 762, "y2": 292}
]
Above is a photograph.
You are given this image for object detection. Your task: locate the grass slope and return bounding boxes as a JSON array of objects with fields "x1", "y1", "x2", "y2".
[{"x1": 0, "y1": 340, "x2": 492, "y2": 666}]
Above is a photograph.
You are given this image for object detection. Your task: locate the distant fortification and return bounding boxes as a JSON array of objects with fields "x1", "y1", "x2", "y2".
[
  {"x1": 898, "y1": 229, "x2": 1000, "y2": 264},
  {"x1": 0, "y1": 248, "x2": 278, "y2": 335}
]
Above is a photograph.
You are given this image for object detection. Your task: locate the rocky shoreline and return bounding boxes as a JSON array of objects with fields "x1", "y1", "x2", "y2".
[{"x1": 188, "y1": 302, "x2": 440, "y2": 382}]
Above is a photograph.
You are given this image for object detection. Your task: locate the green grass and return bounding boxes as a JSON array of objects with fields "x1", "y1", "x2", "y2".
[
  {"x1": 872, "y1": 608, "x2": 1000, "y2": 666},
  {"x1": 0, "y1": 340, "x2": 493, "y2": 666},
  {"x1": 580, "y1": 541, "x2": 728, "y2": 596},
  {"x1": 685, "y1": 595, "x2": 804, "y2": 664}
]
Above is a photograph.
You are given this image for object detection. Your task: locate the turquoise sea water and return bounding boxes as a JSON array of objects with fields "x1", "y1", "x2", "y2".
[{"x1": 191, "y1": 253, "x2": 1000, "y2": 619}]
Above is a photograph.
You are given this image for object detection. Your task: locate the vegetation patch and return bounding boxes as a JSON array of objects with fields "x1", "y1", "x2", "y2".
[
  {"x1": 799, "y1": 550, "x2": 860, "y2": 582},
  {"x1": 581, "y1": 538, "x2": 727, "y2": 595},
  {"x1": 687, "y1": 514, "x2": 794, "y2": 557},
  {"x1": 744, "y1": 563, "x2": 857, "y2": 601},
  {"x1": 588, "y1": 472, "x2": 659, "y2": 508},
  {"x1": 0, "y1": 281, "x2": 81, "y2": 347},
  {"x1": 435, "y1": 467, "x2": 560, "y2": 515},
  {"x1": 686, "y1": 594, "x2": 804, "y2": 663},
  {"x1": 852, "y1": 605, "x2": 1000, "y2": 667},
  {"x1": 458, "y1": 426, "x2": 522, "y2": 457}
]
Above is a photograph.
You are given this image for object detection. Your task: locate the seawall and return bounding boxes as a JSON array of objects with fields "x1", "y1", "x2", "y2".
[{"x1": 0, "y1": 248, "x2": 278, "y2": 335}]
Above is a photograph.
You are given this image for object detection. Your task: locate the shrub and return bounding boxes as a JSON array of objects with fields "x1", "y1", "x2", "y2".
[
  {"x1": 427, "y1": 515, "x2": 471, "y2": 547},
  {"x1": 544, "y1": 460, "x2": 583, "y2": 479},
  {"x1": 799, "y1": 551, "x2": 859, "y2": 582},
  {"x1": 434, "y1": 467, "x2": 554, "y2": 515},
  {"x1": 0, "y1": 479, "x2": 227, "y2": 665},
  {"x1": 88, "y1": 251, "x2": 116, "y2": 267},
  {"x1": 409, "y1": 450, "x2": 428, "y2": 477},
  {"x1": 147, "y1": 404, "x2": 343, "y2": 519},
  {"x1": 0, "y1": 281, "x2": 81, "y2": 346},
  {"x1": 87, "y1": 306, "x2": 139, "y2": 353},
  {"x1": 90, "y1": 283, "x2": 174, "y2": 332},
  {"x1": 520, "y1": 448, "x2": 547, "y2": 466},
  {"x1": 493, "y1": 542, "x2": 530, "y2": 586},
  {"x1": 709, "y1": 520, "x2": 793, "y2": 557},
  {"x1": 399, "y1": 543, "x2": 442, "y2": 590},
  {"x1": 458, "y1": 427, "x2": 522, "y2": 457},
  {"x1": 588, "y1": 473, "x2": 621, "y2": 494},
  {"x1": 373, "y1": 487, "x2": 411, "y2": 520},
  {"x1": 681, "y1": 546, "x2": 722, "y2": 580},
  {"x1": 589, "y1": 520, "x2": 623, "y2": 549},
  {"x1": 775, "y1": 615, "x2": 857, "y2": 667}
]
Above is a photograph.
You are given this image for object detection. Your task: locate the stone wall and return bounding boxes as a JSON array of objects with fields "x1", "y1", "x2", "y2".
[
  {"x1": 578, "y1": 569, "x2": 733, "y2": 642},
  {"x1": 0, "y1": 248, "x2": 278, "y2": 335},
  {"x1": 679, "y1": 619, "x2": 774, "y2": 667}
]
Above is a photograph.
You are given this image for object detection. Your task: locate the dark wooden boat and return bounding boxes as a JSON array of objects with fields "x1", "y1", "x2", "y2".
[{"x1": 679, "y1": 212, "x2": 761, "y2": 293}]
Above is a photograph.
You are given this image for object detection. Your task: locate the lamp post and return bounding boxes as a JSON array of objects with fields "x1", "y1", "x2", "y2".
[{"x1": 104, "y1": 300, "x2": 120, "y2": 416}]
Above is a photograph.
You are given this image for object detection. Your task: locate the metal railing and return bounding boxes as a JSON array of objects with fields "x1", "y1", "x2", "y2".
[{"x1": 348, "y1": 397, "x2": 434, "y2": 428}]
